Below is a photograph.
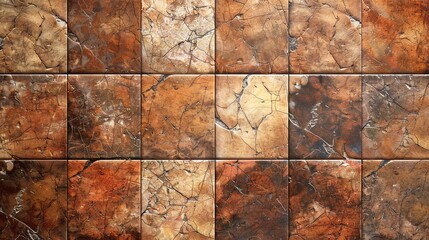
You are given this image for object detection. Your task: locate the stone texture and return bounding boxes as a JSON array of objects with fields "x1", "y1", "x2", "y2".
[
  {"x1": 216, "y1": 75, "x2": 288, "y2": 158},
  {"x1": 142, "y1": 0, "x2": 214, "y2": 74},
  {"x1": 68, "y1": 160, "x2": 140, "y2": 240},
  {"x1": 0, "y1": 75, "x2": 67, "y2": 159},
  {"x1": 68, "y1": 75, "x2": 141, "y2": 159},
  {"x1": 289, "y1": 0, "x2": 361, "y2": 73},
  {"x1": 142, "y1": 75, "x2": 214, "y2": 159},
  {"x1": 289, "y1": 75, "x2": 362, "y2": 159},
  {"x1": 363, "y1": 160, "x2": 429, "y2": 239},
  {"x1": 216, "y1": 160, "x2": 288, "y2": 239},
  {"x1": 0, "y1": 0, "x2": 67, "y2": 73},
  {"x1": 216, "y1": 0, "x2": 288, "y2": 73},
  {"x1": 141, "y1": 160, "x2": 215, "y2": 239},
  {"x1": 0, "y1": 160, "x2": 67, "y2": 239},
  {"x1": 289, "y1": 160, "x2": 361, "y2": 239},
  {"x1": 362, "y1": 0, "x2": 429, "y2": 73},
  {"x1": 68, "y1": 0, "x2": 141, "y2": 73},
  {"x1": 363, "y1": 75, "x2": 429, "y2": 159}
]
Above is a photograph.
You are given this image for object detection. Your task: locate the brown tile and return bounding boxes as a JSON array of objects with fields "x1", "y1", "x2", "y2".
[
  {"x1": 362, "y1": 1, "x2": 429, "y2": 73},
  {"x1": 216, "y1": 0, "x2": 288, "y2": 73},
  {"x1": 68, "y1": 75, "x2": 141, "y2": 159},
  {"x1": 68, "y1": 0, "x2": 141, "y2": 73},
  {"x1": 142, "y1": 0, "x2": 214, "y2": 74},
  {"x1": 0, "y1": 0, "x2": 67, "y2": 73},
  {"x1": 363, "y1": 75, "x2": 429, "y2": 159},
  {"x1": 142, "y1": 75, "x2": 214, "y2": 159},
  {"x1": 141, "y1": 160, "x2": 215, "y2": 239},
  {"x1": 0, "y1": 75, "x2": 67, "y2": 159},
  {"x1": 216, "y1": 75, "x2": 288, "y2": 159},
  {"x1": 68, "y1": 160, "x2": 140, "y2": 239},
  {"x1": 363, "y1": 160, "x2": 429, "y2": 239},
  {"x1": 289, "y1": 0, "x2": 361, "y2": 73},
  {"x1": 216, "y1": 160, "x2": 288, "y2": 239},
  {"x1": 289, "y1": 160, "x2": 361, "y2": 239},
  {"x1": 289, "y1": 75, "x2": 362, "y2": 159},
  {"x1": 0, "y1": 160, "x2": 67, "y2": 239}
]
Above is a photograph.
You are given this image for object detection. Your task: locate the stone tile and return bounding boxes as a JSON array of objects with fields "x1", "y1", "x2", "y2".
[
  {"x1": 216, "y1": 0, "x2": 288, "y2": 73},
  {"x1": 362, "y1": 1, "x2": 429, "y2": 73},
  {"x1": 363, "y1": 160, "x2": 429, "y2": 239},
  {"x1": 142, "y1": 75, "x2": 214, "y2": 159},
  {"x1": 68, "y1": 160, "x2": 140, "y2": 239},
  {"x1": 216, "y1": 160, "x2": 288, "y2": 239},
  {"x1": 216, "y1": 75, "x2": 288, "y2": 159},
  {"x1": 68, "y1": 75, "x2": 141, "y2": 159},
  {"x1": 289, "y1": 75, "x2": 362, "y2": 159},
  {"x1": 289, "y1": 0, "x2": 361, "y2": 73},
  {"x1": 0, "y1": 0, "x2": 67, "y2": 73},
  {"x1": 142, "y1": 0, "x2": 214, "y2": 74},
  {"x1": 0, "y1": 75, "x2": 67, "y2": 159},
  {"x1": 141, "y1": 160, "x2": 215, "y2": 239},
  {"x1": 68, "y1": 0, "x2": 141, "y2": 73},
  {"x1": 289, "y1": 160, "x2": 361, "y2": 239},
  {"x1": 0, "y1": 160, "x2": 67, "y2": 239},
  {"x1": 363, "y1": 75, "x2": 429, "y2": 159}
]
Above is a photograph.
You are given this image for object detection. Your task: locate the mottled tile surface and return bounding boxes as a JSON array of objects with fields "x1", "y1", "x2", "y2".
[
  {"x1": 68, "y1": 160, "x2": 140, "y2": 239},
  {"x1": 289, "y1": 75, "x2": 362, "y2": 159},
  {"x1": 142, "y1": 75, "x2": 214, "y2": 159},
  {"x1": 0, "y1": 0, "x2": 67, "y2": 73},
  {"x1": 363, "y1": 160, "x2": 429, "y2": 239},
  {"x1": 68, "y1": 75, "x2": 141, "y2": 159},
  {"x1": 216, "y1": 75, "x2": 288, "y2": 158},
  {"x1": 0, "y1": 75, "x2": 67, "y2": 159},
  {"x1": 363, "y1": 0, "x2": 429, "y2": 73},
  {"x1": 216, "y1": 0, "x2": 288, "y2": 73},
  {"x1": 363, "y1": 75, "x2": 429, "y2": 159},
  {"x1": 289, "y1": 0, "x2": 361, "y2": 73},
  {"x1": 68, "y1": 0, "x2": 141, "y2": 73},
  {"x1": 216, "y1": 160, "x2": 288, "y2": 239},
  {"x1": 142, "y1": 0, "x2": 214, "y2": 73},
  {"x1": 141, "y1": 160, "x2": 215, "y2": 239},
  {"x1": 289, "y1": 160, "x2": 361, "y2": 239},
  {"x1": 0, "y1": 160, "x2": 67, "y2": 239}
]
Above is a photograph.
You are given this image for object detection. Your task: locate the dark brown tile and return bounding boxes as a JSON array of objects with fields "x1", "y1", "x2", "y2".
[
  {"x1": 289, "y1": 160, "x2": 361, "y2": 239},
  {"x1": 216, "y1": 160, "x2": 288, "y2": 239},
  {"x1": 68, "y1": 75, "x2": 141, "y2": 159},
  {"x1": 289, "y1": 75, "x2": 362, "y2": 159}
]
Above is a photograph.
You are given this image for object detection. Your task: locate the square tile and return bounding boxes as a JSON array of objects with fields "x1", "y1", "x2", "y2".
[
  {"x1": 216, "y1": 75, "x2": 288, "y2": 158},
  {"x1": 68, "y1": 75, "x2": 141, "y2": 159},
  {"x1": 0, "y1": 75, "x2": 67, "y2": 159},
  {"x1": 142, "y1": 75, "x2": 215, "y2": 159},
  {"x1": 215, "y1": 160, "x2": 288, "y2": 239},
  {"x1": 289, "y1": 75, "x2": 362, "y2": 159}
]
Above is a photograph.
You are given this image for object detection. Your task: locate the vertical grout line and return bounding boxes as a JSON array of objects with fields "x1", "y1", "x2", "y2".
[
  {"x1": 360, "y1": 0, "x2": 364, "y2": 237},
  {"x1": 213, "y1": 1, "x2": 217, "y2": 237},
  {"x1": 288, "y1": 0, "x2": 291, "y2": 74}
]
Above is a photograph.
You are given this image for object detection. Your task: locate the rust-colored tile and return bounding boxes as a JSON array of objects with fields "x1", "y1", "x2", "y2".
[
  {"x1": 0, "y1": 75, "x2": 67, "y2": 159},
  {"x1": 363, "y1": 75, "x2": 429, "y2": 159},
  {"x1": 289, "y1": 0, "x2": 361, "y2": 73},
  {"x1": 216, "y1": 160, "x2": 288, "y2": 239},
  {"x1": 68, "y1": 75, "x2": 141, "y2": 159},
  {"x1": 0, "y1": 160, "x2": 67, "y2": 239},
  {"x1": 68, "y1": 0, "x2": 141, "y2": 73},
  {"x1": 362, "y1": 1, "x2": 429, "y2": 73},
  {"x1": 142, "y1": 0, "x2": 215, "y2": 74},
  {"x1": 216, "y1": 0, "x2": 288, "y2": 73},
  {"x1": 141, "y1": 160, "x2": 215, "y2": 239},
  {"x1": 363, "y1": 160, "x2": 429, "y2": 239},
  {"x1": 0, "y1": 0, "x2": 67, "y2": 73},
  {"x1": 289, "y1": 160, "x2": 361, "y2": 239},
  {"x1": 289, "y1": 75, "x2": 362, "y2": 159},
  {"x1": 68, "y1": 160, "x2": 140, "y2": 239},
  {"x1": 216, "y1": 75, "x2": 288, "y2": 159},
  {"x1": 142, "y1": 75, "x2": 215, "y2": 159}
]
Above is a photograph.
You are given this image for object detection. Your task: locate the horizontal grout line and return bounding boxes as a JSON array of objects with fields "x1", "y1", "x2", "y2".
[
  {"x1": 4, "y1": 159, "x2": 429, "y2": 161},
  {"x1": 1, "y1": 73, "x2": 429, "y2": 76}
]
